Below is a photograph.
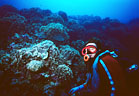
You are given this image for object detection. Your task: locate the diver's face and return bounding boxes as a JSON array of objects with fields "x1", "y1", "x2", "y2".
[
  {"x1": 82, "y1": 43, "x2": 98, "y2": 72},
  {"x1": 87, "y1": 47, "x2": 97, "y2": 58},
  {"x1": 88, "y1": 53, "x2": 96, "y2": 58},
  {"x1": 82, "y1": 43, "x2": 97, "y2": 62}
]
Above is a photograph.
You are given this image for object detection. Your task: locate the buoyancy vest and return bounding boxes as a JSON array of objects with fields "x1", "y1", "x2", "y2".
[{"x1": 97, "y1": 52, "x2": 127, "y2": 96}]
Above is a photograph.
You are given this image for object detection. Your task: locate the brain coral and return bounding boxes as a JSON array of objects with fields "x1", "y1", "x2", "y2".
[
  {"x1": 39, "y1": 23, "x2": 69, "y2": 43},
  {"x1": 11, "y1": 40, "x2": 59, "y2": 73},
  {"x1": 26, "y1": 60, "x2": 44, "y2": 72}
]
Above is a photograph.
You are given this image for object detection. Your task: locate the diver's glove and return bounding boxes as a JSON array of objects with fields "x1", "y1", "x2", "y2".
[{"x1": 69, "y1": 85, "x2": 84, "y2": 95}]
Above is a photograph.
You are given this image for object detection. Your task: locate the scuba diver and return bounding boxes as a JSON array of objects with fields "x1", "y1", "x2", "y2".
[{"x1": 69, "y1": 38, "x2": 128, "y2": 96}]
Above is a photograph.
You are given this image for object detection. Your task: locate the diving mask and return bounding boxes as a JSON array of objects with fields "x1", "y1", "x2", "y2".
[{"x1": 82, "y1": 45, "x2": 97, "y2": 62}]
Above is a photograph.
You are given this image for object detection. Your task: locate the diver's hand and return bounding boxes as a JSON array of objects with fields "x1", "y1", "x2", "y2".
[
  {"x1": 69, "y1": 86, "x2": 79, "y2": 95},
  {"x1": 69, "y1": 85, "x2": 84, "y2": 95}
]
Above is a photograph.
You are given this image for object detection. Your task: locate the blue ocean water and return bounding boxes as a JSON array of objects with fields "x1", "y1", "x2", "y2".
[{"x1": 0, "y1": 0, "x2": 139, "y2": 23}]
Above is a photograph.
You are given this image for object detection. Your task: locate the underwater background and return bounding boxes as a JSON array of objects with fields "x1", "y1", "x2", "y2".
[{"x1": 0, "y1": 0, "x2": 139, "y2": 96}]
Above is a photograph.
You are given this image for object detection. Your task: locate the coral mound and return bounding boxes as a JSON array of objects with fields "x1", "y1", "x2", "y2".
[
  {"x1": 39, "y1": 23, "x2": 69, "y2": 44},
  {"x1": 55, "y1": 64, "x2": 73, "y2": 80}
]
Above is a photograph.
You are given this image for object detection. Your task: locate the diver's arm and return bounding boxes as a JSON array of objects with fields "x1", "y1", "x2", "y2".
[
  {"x1": 83, "y1": 73, "x2": 92, "y2": 88},
  {"x1": 76, "y1": 72, "x2": 92, "y2": 90},
  {"x1": 69, "y1": 73, "x2": 91, "y2": 95}
]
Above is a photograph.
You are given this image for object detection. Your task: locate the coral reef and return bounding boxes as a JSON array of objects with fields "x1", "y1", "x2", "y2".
[
  {"x1": 0, "y1": 12, "x2": 26, "y2": 24},
  {"x1": 0, "y1": 12, "x2": 27, "y2": 49},
  {"x1": 0, "y1": 39, "x2": 85, "y2": 95},
  {"x1": 71, "y1": 40, "x2": 85, "y2": 52},
  {"x1": 42, "y1": 13, "x2": 64, "y2": 25},
  {"x1": 0, "y1": 5, "x2": 138, "y2": 96},
  {"x1": 26, "y1": 60, "x2": 44, "y2": 72},
  {"x1": 20, "y1": 8, "x2": 52, "y2": 19},
  {"x1": 0, "y1": 5, "x2": 19, "y2": 17},
  {"x1": 58, "y1": 11, "x2": 68, "y2": 21},
  {"x1": 59, "y1": 45, "x2": 86, "y2": 81},
  {"x1": 67, "y1": 19, "x2": 86, "y2": 40},
  {"x1": 39, "y1": 23, "x2": 69, "y2": 44}
]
